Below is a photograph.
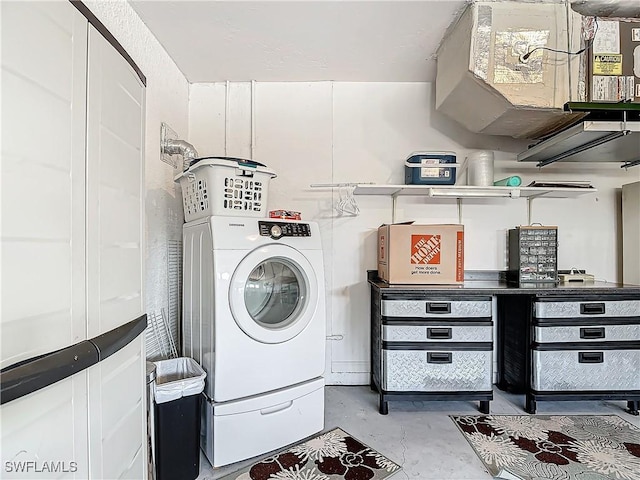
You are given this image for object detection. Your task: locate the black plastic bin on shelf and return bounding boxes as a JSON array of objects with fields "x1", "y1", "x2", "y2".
[{"x1": 153, "y1": 358, "x2": 206, "y2": 480}]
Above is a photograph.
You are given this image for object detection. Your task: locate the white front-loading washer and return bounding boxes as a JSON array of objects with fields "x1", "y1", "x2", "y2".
[{"x1": 183, "y1": 215, "x2": 326, "y2": 402}]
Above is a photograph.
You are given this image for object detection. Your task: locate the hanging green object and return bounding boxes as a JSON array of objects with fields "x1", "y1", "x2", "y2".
[{"x1": 494, "y1": 176, "x2": 522, "y2": 187}]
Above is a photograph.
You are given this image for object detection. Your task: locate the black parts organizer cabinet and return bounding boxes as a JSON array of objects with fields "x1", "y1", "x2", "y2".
[
  {"x1": 369, "y1": 281, "x2": 493, "y2": 415},
  {"x1": 498, "y1": 294, "x2": 640, "y2": 415}
]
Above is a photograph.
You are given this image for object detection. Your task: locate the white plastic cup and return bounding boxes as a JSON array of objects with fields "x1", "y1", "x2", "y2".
[{"x1": 467, "y1": 151, "x2": 495, "y2": 186}]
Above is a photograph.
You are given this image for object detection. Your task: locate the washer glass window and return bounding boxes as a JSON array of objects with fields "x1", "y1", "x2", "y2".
[{"x1": 244, "y1": 258, "x2": 306, "y2": 328}]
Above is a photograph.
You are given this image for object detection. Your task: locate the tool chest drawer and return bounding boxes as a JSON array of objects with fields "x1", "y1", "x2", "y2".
[
  {"x1": 534, "y1": 324, "x2": 640, "y2": 343},
  {"x1": 382, "y1": 347, "x2": 493, "y2": 392},
  {"x1": 381, "y1": 298, "x2": 492, "y2": 318},
  {"x1": 532, "y1": 347, "x2": 640, "y2": 391},
  {"x1": 371, "y1": 286, "x2": 494, "y2": 415},
  {"x1": 383, "y1": 323, "x2": 492, "y2": 343},
  {"x1": 534, "y1": 299, "x2": 640, "y2": 319},
  {"x1": 498, "y1": 292, "x2": 640, "y2": 416}
]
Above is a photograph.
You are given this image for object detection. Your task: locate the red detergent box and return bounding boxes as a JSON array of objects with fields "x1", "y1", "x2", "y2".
[{"x1": 269, "y1": 210, "x2": 302, "y2": 220}]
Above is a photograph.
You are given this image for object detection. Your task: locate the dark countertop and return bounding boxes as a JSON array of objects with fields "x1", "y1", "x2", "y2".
[{"x1": 367, "y1": 271, "x2": 640, "y2": 297}]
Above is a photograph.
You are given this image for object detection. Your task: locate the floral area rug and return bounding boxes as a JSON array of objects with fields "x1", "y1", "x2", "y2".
[
  {"x1": 220, "y1": 427, "x2": 401, "y2": 480},
  {"x1": 451, "y1": 415, "x2": 640, "y2": 480}
]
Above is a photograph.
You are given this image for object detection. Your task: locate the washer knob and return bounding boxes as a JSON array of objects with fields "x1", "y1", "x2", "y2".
[{"x1": 270, "y1": 224, "x2": 283, "y2": 239}]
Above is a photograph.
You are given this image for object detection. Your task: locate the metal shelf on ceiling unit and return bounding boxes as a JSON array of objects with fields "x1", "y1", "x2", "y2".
[{"x1": 517, "y1": 102, "x2": 640, "y2": 169}]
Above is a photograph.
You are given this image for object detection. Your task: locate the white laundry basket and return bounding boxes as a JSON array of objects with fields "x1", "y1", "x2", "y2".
[{"x1": 175, "y1": 157, "x2": 277, "y2": 221}]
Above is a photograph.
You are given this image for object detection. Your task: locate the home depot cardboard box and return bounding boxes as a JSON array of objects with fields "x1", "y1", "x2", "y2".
[{"x1": 377, "y1": 223, "x2": 464, "y2": 285}]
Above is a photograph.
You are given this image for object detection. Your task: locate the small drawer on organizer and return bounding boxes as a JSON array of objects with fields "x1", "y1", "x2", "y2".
[
  {"x1": 381, "y1": 347, "x2": 493, "y2": 392},
  {"x1": 534, "y1": 298, "x2": 640, "y2": 319},
  {"x1": 534, "y1": 324, "x2": 640, "y2": 343},
  {"x1": 532, "y1": 347, "x2": 640, "y2": 391},
  {"x1": 381, "y1": 298, "x2": 491, "y2": 318},
  {"x1": 382, "y1": 323, "x2": 492, "y2": 343}
]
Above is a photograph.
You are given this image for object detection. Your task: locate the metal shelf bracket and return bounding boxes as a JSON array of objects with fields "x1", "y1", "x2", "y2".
[{"x1": 621, "y1": 159, "x2": 640, "y2": 169}]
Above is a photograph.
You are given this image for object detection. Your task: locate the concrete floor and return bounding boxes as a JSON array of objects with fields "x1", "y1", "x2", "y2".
[{"x1": 197, "y1": 386, "x2": 640, "y2": 479}]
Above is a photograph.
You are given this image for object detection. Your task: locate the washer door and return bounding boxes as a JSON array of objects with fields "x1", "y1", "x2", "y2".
[{"x1": 229, "y1": 244, "x2": 318, "y2": 344}]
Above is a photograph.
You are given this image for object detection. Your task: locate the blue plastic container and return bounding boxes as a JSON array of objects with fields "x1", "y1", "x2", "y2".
[{"x1": 404, "y1": 152, "x2": 457, "y2": 185}]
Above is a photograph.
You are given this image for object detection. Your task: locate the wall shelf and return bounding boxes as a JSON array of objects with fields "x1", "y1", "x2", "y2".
[
  {"x1": 311, "y1": 183, "x2": 597, "y2": 223},
  {"x1": 351, "y1": 184, "x2": 597, "y2": 199}
]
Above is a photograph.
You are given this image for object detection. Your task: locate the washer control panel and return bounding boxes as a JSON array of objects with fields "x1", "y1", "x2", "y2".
[{"x1": 259, "y1": 221, "x2": 311, "y2": 238}]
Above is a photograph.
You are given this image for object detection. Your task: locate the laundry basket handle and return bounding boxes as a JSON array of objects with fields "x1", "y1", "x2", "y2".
[{"x1": 188, "y1": 156, "x2": 267, "y2": 169}]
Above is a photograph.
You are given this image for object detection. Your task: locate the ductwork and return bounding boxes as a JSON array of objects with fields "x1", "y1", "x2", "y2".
[
  {"x1": 162, "y1": 138, "x2": 199, "y2": 171},
  {"x1": 570, "y1": 0, "x2": 640, "y2": 19}
]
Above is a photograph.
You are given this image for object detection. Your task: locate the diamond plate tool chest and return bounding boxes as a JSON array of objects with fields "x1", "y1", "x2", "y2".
[
  {"x1": 370, "y1": 289, "x2": 493, "y2": 415},
  {"x1": 498, "y1": 294, "x2": 640, "y2": 415}
]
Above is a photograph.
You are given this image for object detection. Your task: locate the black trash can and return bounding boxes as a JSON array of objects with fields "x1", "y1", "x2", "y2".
[
  {"x1": 146, "y1": 361, "x2": 157, "y2": 480},
  {"x1": 153, "y1": 358, "x2": 206, "y2": 480}
]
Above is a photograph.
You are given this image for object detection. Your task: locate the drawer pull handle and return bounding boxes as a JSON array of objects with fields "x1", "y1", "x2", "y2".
[
  {"x1": 426, "y1": 302, "x2": 451, "y2": 314},
  {"x1": 580, "y1": 303, "x2": 605, "y2": 315},
  {"x1": 580, "y1": 327, "x2": 605, "y2": 339},
  {"x1": 427, "y1": 352, "x2": 452, "y2": 364},
  {"x1": 578, "y1": 352, "x2": 604, "y2": 364},
  {"x1": 260, "y1": 400, "x2": 293, "y2": 415},
  {"x1": 427, "y1": 328, "x2": 452, "y2": 339}
]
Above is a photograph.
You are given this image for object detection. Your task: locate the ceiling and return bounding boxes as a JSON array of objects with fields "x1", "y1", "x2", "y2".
[{"x1": 129, "y1": 1, "x2": 468, "y2": 83}]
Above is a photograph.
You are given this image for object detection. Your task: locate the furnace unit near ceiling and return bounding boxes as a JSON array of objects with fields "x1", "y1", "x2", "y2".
[{"x1": 435, "y1": 1, "x2": 586, "y2": 139}]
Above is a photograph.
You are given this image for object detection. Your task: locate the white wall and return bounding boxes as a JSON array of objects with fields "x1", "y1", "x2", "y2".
[
  {"x1": 189, "y1": 81, "x2": 639, "y2": 384},
  {"x1": 81, "y1": 1, "x2": 638, "y2": 384},
  {"x1": 84, "y1": 1, "x2": 189, "y2": 354}
]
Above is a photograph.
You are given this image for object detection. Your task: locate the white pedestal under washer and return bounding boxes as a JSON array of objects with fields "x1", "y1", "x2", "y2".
[{"x1": 201, "y1": 378, "x2": 325, "y2": 467}]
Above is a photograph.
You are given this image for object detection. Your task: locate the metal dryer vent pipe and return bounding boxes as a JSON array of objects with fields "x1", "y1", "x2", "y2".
[{"x1": 162, "y1": 138, "x2": 199, "y2": 171}]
